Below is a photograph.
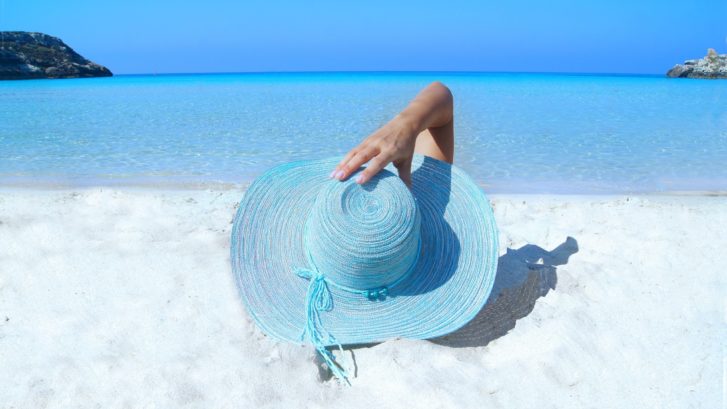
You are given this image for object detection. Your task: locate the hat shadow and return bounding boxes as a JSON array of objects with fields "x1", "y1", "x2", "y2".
[
  {"x1": 394, "y1": 155, "x2": 460, "y2": 296},
  {"x1": 316, "y1": 157, "x2": 578, "y2": 380},
  {"x1": 429, "y1": 236, "x2": 579, "y2": 348},
  {"x1": 317, "y1": 236, "x2": 579, "y2": 381},
  {"x1": 351, "y1": 156, "x2": 460, "y2": 297}
]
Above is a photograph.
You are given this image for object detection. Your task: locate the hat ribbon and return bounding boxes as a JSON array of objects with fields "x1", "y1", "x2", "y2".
[
  {"x1": 294, "y1": 267, "x2": 353, "y2": 385},
  {"x1": 294, "y1": 237, "x2": 422, "y2": 385}
]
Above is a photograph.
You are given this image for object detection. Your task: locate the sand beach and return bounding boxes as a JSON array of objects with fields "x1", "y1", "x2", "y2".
[{"x1": 1, "y1": 188, "x2": 723, "y2": 408}]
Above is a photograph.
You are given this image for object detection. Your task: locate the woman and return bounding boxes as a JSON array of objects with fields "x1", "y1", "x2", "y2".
[
  {"x1": 231, "y1": 81, "x2": 499, "y2": 385},
  {"x1": 330, "y1": 81, "x2": 454, "y2": 186}
]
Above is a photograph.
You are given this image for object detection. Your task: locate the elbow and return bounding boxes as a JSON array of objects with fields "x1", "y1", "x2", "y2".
[
  {"x1": 430, "y1": 81, "x2": 452, "y2": 98},
  {"x1": 429, "y1": 81, "x2": 453, "y2": 122},
  {"x1": 429, "y1": 81, "x2": 453, "y2": 109}
]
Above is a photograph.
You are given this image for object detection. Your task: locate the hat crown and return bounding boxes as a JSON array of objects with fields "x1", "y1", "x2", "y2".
[{"x1": 305, "y1": 170, "x2": 421, "y2": 290}]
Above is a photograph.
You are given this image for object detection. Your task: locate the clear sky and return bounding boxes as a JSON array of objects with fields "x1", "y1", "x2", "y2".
[{"x1": 1, "y1": 0, "x2": 725, "y2": 75}]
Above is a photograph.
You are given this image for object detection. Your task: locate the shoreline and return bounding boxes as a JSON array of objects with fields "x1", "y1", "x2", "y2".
[{"x1": 1, "y1": 184, "x2": 726, "y2": 197}]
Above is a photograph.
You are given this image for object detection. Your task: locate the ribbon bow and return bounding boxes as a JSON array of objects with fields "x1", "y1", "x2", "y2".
[{"x1": 295, "y1": 267, "x2": 351, "y2": 385}]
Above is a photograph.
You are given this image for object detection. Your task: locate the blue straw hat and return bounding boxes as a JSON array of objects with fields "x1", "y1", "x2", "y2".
[{"x1": 231, "y1": 155, "x2": 498, "y2": 383}]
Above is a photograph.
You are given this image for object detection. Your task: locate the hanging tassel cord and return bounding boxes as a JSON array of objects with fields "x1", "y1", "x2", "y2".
[{"x1": 296, "y1": 268, "x2": 352, "y2": 386}]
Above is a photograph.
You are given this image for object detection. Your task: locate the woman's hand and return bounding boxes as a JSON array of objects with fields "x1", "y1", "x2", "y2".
[
  {"x1": 330, "y1": 81, "x2": 454, "y2": 186},
  {"x1": 330, "y1": 115, "x2": 419, "y2": 186}
]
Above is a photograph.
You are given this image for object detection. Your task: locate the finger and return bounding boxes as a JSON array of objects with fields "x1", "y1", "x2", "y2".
[
  {"x1": 356, "y1": 153, "x2": 392, "y2": 185},
  {"x1": 393, "y1": 157, "x2": 413, "y2": 187},
  {"x1": 332, "y1": 148, "x2": 360, "y2": 178},
  {"x1": 334, "y1": 129, "x2": 383, "y2": 177},
  {"x1": 339, "y1": 147, "x2": 378, "y2": 180}
]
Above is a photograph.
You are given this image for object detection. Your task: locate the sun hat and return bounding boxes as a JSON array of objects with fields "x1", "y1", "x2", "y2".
[{"x1": 230, "y1": 154, "x2": 498, "y2": 384}]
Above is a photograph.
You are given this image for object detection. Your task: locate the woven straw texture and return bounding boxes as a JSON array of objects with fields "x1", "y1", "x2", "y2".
[{"x1": 231, "y1": 155, "x2": 498, "y2": 346}]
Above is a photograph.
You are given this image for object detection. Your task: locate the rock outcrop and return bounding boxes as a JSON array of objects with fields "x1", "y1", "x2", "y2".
[
  {"x1": 0, "y1": 31, "x2": 112, "y2": 80},
  {"x1": 667, "y1": 48, "x2": 727, "y2": 79}
]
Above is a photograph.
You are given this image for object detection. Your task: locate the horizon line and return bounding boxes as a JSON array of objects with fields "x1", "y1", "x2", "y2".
[{"x1": 113, "y1": 70, "x2": 666, "y2": 78}]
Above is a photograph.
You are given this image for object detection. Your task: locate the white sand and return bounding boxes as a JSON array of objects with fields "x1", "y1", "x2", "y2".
[{"x1": 0, "y1": 189, "x2": 724, "y2": 408}]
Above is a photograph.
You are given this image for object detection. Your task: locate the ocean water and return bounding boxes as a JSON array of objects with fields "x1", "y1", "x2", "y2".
[{"x1": 1, "y1": 72, "x2": 726, "y2": 193}]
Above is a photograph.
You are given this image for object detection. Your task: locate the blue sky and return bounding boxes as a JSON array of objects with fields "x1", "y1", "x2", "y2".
[{"x1": 2, "y1": 0, "x2": 725, "y2": 74}]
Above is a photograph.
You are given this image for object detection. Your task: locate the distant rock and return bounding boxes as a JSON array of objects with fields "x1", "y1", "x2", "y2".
[
  {"x1": 667, "y1": 48, "x2": 727, "y2": 79},
  {"x1": 0, "y1": 31, "x2": 112, "y2": 80}
]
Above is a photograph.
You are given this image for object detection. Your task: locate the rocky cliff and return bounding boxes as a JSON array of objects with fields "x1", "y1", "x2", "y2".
[
  {"x1": 667, "y1": 48, "x2": 727, "y2": 79},
  {"x1": 0, "y1": 31, "x2": 112, "y2": 80}
]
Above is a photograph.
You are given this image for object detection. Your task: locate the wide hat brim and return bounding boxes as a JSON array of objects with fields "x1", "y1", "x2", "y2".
[{"x1": 231, "y1": 155, "x2": 498, "y2": 346}]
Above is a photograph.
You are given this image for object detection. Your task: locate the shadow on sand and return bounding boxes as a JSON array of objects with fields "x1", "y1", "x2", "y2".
[
  {"x1": 430, "y1": 236, "x2": 579, "y2": 348},
  {"x1": 317, "y1": 236, "x2": 580, "y2": 380},
  {"x1": 315, "y1": 157, "x2": 580, "y2": 378}
]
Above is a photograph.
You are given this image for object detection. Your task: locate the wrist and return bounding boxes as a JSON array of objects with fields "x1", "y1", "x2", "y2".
[{"x1": 392, "y1": 111, "x2": 422, "y2": 140}]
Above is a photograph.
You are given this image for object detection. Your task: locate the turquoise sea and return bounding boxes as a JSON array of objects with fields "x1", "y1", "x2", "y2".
[{"x1": 1, "y1": 73, "x2": 725, "y2": 193}]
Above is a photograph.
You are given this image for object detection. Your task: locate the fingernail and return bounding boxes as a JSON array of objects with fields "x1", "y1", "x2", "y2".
[
  {"x1": 355, "y1": 174, "x2": 364, "y2": 184},
  {"x1": 329, "y1": 170, "x2": 336, "y2": 178},
  {"x1": 335, "y1": 170, "x2": 345, "y2": 180}
]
